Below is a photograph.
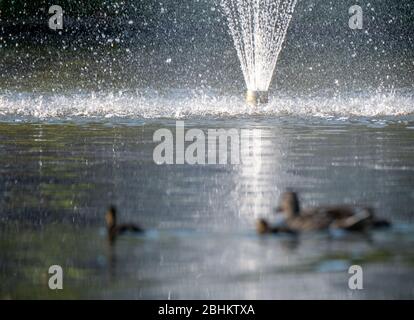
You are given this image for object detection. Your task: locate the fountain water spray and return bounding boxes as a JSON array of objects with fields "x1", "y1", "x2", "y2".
[{"x1": 221, "y1": 0, "x2": 297, "y2": 105}]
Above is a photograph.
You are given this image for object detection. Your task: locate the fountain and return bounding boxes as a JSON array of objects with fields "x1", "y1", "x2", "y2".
[{"x1": 221, "y1": 0, "x2": 298, "y2": 105}]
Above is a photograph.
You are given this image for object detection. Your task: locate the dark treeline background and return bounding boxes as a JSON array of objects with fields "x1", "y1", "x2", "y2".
[
  {"x1": 0, "y1": 0, "x2": 111, "y2": 17},
  {"x1": 0, "y1": 0, "x2": 224, "y2": 46},
  {"x1": 0, "y1": 1, "x2": 413, "y2": 92},
  {"x1": 1, "y1": 1, "x2": 412, "y2": 45}
]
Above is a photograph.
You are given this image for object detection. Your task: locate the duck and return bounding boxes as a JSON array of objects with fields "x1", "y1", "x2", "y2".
[
  {"x1": 257, "y1": 191, "x2": 391, "y2": 234},
  {"x1": 105, "y1": 205, "x2": 143, "y2": 242}
]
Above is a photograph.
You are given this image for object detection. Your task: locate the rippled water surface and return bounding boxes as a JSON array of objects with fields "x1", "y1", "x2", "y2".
[{"x1": 0, "y1": 117, "x2": 413, "y2": 299}]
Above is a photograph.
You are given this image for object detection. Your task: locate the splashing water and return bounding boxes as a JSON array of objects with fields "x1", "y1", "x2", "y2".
[
  {"x1": 221, "y1": 0, "x2": 297, "y2": 92},
  {"x1": 1, "y1": 89, "x2": 413, "y2": 121}
]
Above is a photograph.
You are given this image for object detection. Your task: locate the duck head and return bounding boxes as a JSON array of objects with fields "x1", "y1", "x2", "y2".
[
  {"x1": 256, "y1": 219, "x2": 270, "y2": 234},
  {"x1": 277, "y1": 191, "x2": 300, "y2": 219},
  {"x1": 106, "y1": 205, "x2": 117, "y2": 230}
]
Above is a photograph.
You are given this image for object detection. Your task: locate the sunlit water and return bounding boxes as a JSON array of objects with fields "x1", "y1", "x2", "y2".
[{"x1": 0, "y1": 112, "x2": 413, "y2": 299}]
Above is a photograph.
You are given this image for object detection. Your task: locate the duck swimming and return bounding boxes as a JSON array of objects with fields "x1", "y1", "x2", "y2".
[
  {"x1": 105, "y1": 206, "x2": 143, "y2": 242},
  {"x1": 257, "y1": 191, "x2": 391, "y2": 234}
]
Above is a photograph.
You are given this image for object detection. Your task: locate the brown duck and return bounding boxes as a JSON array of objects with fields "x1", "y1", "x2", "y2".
[
  {"x1": 106, "y1": 206, "x2": 143, "y2": 242},
  {"x1": 257, "y1": 191, "x2": 391, "y2": 234}
]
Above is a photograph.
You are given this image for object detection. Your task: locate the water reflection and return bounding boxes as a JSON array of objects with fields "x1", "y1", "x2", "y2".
[{"x1": 237, "y1": 127, "x2": 279, "y2": 220}]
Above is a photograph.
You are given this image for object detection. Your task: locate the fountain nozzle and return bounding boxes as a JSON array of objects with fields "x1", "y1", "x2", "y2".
[{"x1": 246, "y1": 90, "x2": 269, "y2": 105}]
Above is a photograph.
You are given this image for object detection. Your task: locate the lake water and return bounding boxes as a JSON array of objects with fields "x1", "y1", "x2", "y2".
[{"x1": 1, "y1": 103, "x2": 413, "y2": 299}]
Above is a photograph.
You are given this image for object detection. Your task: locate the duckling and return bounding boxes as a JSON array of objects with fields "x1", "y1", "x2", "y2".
[
  {"x1": 105, "y1": 206, "x2": 143, "y2": 242},
  {"x1": 274, "y1": 191, "x2": 391, "y2": 232}
]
